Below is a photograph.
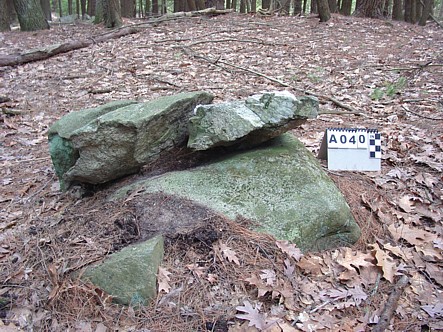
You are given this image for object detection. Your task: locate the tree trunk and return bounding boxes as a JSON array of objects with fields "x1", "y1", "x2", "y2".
[
  {"x1": 240, "y1": 0, "x2": 245, "y2": 12},
  {"x1": 311, "y1": 0, "x2": 318, "y2": 13},
  {"x1": 232, "y1": 0, "x2": 237, "y2": 10},
  {"x1": 392, "y1": 0, "x2": 402, "y2": 19},
  {"x1": 328, "y1": 0, "x2": 338, "y2": 12},
  {"x1": 87, "y1": 0, "x2": 94, "y2": 15},
  {"x1": 195, "y1": 0, "x2": 205, "y2": 9},
  {"x1": 404, "y1": 0, "x2": 417, "y2": 22},
  {"x1": 80, "y1": 0, "x2": 86, "y2": 17},
  {"x1": 186, "y1": 0, "x2": 196, "y2": 11},
  {"x1": 354, "y1": 0, "x2": 384, "y2": 17},
  {"x1": 13, "y1": 0, "x2": 49, "y2": 31},
  {"x1": 294, "y1": 0, "x2": 302, "y2": 14},
  {"x1": 317, "y1": 0, "x2": 331, "y2": 20},
  {"x1": 226, "y1": 0, "x2": 231, "y2": 8},
  {"x1": 250, "y1": 0, "x2": 256, "y2": 11},
  {"x1": 302, "y1": 0, "x2": 308, "y2": 13},
  {"x1": 68, "y1": 0, "x2": 72, "y2": 14},
  {"x1": 262, "y1": 0, "x2": 270, "y2": 9},
  {"x1": 415, "y1": 0, "x2": 422, "y2": 20},
  {"x1": 382, "y1": 0, "x2": 389, "y2": 16},
  {"x1": 152, "y1": 0, "x2": 158, "y2": 14},
  {"x1": 40, "y1": 0, "x2": 51, "y2": 20},
  {"x1": 0, "y1": 0, "x2": 11, "y2": 31},
  {"x1": 439, "y1": 0, "x2": 443, "y2": 19},
  {"x1": 418, "y1": 0, "x2": 431, "y2": 25},
  {"x1": 103, "y1": 0, "x2": 122, "y2": 27},
  {"x1": 340, "y1": 0, "x2": 352, "y2": 14},
  {"x1": 121, "y1": 0, "x2": 135, "y2": 16}
]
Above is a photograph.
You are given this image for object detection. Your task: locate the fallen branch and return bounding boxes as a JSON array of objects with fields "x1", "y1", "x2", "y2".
[
  {"x1": 372, "y1": 275, "x2": 409, "y2": 332},
  {"x1": 0, "y1": 26, "x2": 140, "y2": 67},
  {"x1": 181, "y1": 46, "x2": 362, "y2": 114},
  {"x1": 0, "y1": 8, "x2": 232, "y2": 67}
]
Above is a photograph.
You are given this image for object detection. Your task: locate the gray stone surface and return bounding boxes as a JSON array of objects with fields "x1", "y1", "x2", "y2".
[
  {"x1": 188, "y1": 91, "x2": 318, "y2": 150},
  {"x1": 113, "y1": 134, "x2": 360, "y2": 251},
  {"x1": 82, "y1": 236, "x2": 164, "y2": 306},
  {"x1": 48, "y1": 92, "x2": 214, "y2": 190}
]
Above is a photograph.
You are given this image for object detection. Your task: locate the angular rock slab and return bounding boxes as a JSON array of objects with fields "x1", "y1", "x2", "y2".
[
  {"x1": 114, "y1": 134, "x2": 361, "y2": 251},
  {"x1": 82, "y1": 236, "x2": 164, "y2": 306},
  {"x1": 188, "y1": 91, "x2": 318, "y2": 150},
  {"x1": 48, "y1": 92, "x2": 214, "y2": 190}
]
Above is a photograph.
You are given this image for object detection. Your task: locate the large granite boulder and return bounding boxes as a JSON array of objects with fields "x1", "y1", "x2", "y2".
[
  {"x1": 48, "y1": 92, "x2": 214, "y2": 190},
  {"x1": 113, "y1": 134, "x2": 361, "y2": 251},
  {"x1": 188, "y1": 91, "x2": 318, "y2": 150},
  {"x1": 82, "y1": 235, "x2": 164, "y2": 306}
]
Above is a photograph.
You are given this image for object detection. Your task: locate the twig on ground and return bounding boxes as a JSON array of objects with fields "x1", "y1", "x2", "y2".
[
  {"x1": 372, "y1": 275, "x2": 409, "y2": 332},
  {"x1": 180, "y1": 46, "x2": 362, "y2": 114},
  {"x1": 401, "y1": 105, "x2": 443, "y2": 120}
]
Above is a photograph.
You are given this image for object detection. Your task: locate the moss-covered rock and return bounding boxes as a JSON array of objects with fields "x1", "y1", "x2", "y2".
[
  {"x1": 113, "y1": 134, "x2": 361, "y2": 251},
  {"x1": 82, "y1": 236, "x2": 164, "y2": 306},
  {"x1": 188, "y1": 91, "x2": 318, "y2": 150},
  {"x1": 48, "y1": 92, "x2": 214, "y2": 190}
]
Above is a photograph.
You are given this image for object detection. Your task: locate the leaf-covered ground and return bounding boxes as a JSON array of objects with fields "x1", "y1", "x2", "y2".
[{"x1": 0, "y1": 13, "x2": 442, "y2": 331}]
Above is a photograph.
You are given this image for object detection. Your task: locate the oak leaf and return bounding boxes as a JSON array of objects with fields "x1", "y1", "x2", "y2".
[
  {"x1": 388, "y1": 223, "x2": 437, "y2": 247},
  {"x1": 276, "y1": 240, "x2": 303, "y2": 261},
  {"x1": 235, "y1": 301, "x2": 267, "y2": 330},
  {"x1": 157, "y1": 266, "x2": 172, "y2": 293},
  {"x1": 371, "y1": 243, "x2": 397, "y2": 283},
  {"x1": 218, "y1": 243, "x2": 240, "y2": 265},
  {"x1": 260, "y1": 269, "x2": 277, "y2": 286}
]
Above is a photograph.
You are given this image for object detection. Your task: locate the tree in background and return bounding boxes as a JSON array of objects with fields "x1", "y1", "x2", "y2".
[
  {"x1": 13, "y1": 0, "x2": 50, "y2": 31},
  {"x1": 354, "y1": 0, "x2": 385, "y2": 17},
  {"x1": 0, "y1": 0, "x2": 11, "y2": 31},
  {"x1": 103, "y1": 0, "x2": 122, "y2": 27},
  {"x1": 418, "y1": 0, "x2": 432, "y2": 25},
  {"x1": 317, "y1": 0, "x2": 331, "y2": 20},
  {"x1": 340, "y1": 0, "x2": 352, "y2": 15},
  {"x1": 121, "y1": 0, "x2": 135, "y2": 17},
  {"x1": 392, "y1": 0, "x2": 403, "y2": 19}
]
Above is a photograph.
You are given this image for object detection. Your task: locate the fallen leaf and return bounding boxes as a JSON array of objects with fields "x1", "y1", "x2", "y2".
[
  {"x1": 371, "y1": 243, "x2": 397, "y2": 283},
  {"x1": 336, "y1": 247, "x2": 375, "y2": 271},
  {"x1": 157, "y1": 266, "x2": 172, "y2": 293},
  {"x1": 397, "y1": 195, "x2": 415, "y2": 213},
  {"x1": 388, "y1": 223, "x2": 438, "y2": 247},
  {"x1": 260, "y1": 269, "x2": 276, "y2": 286},
  {"x1": 421, "y1": 302, "x2": 443, "y2": 318},
  {"x1": 235, "y1": 301, "x2": 267, "y2": 330},
  {"x1": 245, "y1": 274, "x2": 270, "y2": 297},
  {"x1": 218, "y1": 243, "x2": 240, "y2": 265},
  {"x1": 296, "y1": 255, "x2": 323, "y2": 276},
  {"x1": 276, "y1": 240, "x2": 303, "y2": 261}
]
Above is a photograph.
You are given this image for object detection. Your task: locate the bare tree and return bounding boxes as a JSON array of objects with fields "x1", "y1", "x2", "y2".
[
  {"x1": 317, "y1": 0, "x2": 331, "y2": 20},
  {"x1": 354, "y1": 0, "x2": 385, "y2": 17},
  {"x1": 392, "y1": 0, "x2": 403, "y2": 19},
  {"x1": 103, "y1": 0, "x2": 122, "y2": 27},
  {"x1": 0, "y1": 0, "x2": 11, "y2": 31},
  {"x1": 13, "y1": 0, "x2": 49, "y2": 31},
  {"x1": 418, "y1": 0, "x2": 432, "y2": 25}
]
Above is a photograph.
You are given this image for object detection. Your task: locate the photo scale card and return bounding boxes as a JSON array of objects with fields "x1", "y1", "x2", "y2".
[{"x1": 318, "y1": 128, "x2": 381, "y2": 171}]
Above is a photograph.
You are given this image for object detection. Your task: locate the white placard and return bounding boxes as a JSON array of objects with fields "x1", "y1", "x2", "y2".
[{"x1": 318, "y1": 128, "x2": 381, "y2": 171}]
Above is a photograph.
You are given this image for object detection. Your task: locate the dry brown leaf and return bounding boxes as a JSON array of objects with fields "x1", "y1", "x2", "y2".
[
  {"x1": 371, "y1": 243, "x2": 397, "y2": 283},
  {"x1": 157, "y1": 266, "x2": 172, "y2": 293},
  {"x1": 383, "y1": 243, "x2": 413, "y2": 262},
  {"x1": 397, "y1": 195, "x2": 415, "y2": 213},
  {"x1": 275, "y1": 240, "x2": 303, "y2": 261},
  {"x1": 336, "y1": 247, "x2": 375, "y2": 271},
  {"x1": 296, "y1": 255, "x2": 324, "y2": 276},
  {"x1": 235, "y1": 301, "x2": 267, "y2": 330},
  {"x1": 245, "y1": 274, "x2": 270, "y2": 297},
  {"x1": 388, "y1": 223, "x2": 438, "y2": 246},
  {"x1": 218, "y1": 242, "x2": 240, "y2": 265},
  {"x1": 260, "y1": 269, "x2": 277, "y2": 286}
]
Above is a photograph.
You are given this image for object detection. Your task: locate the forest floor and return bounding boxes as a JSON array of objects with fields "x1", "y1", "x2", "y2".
[{"x1": 0, "y1": 12, "x2": 442, "y2": 332}]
